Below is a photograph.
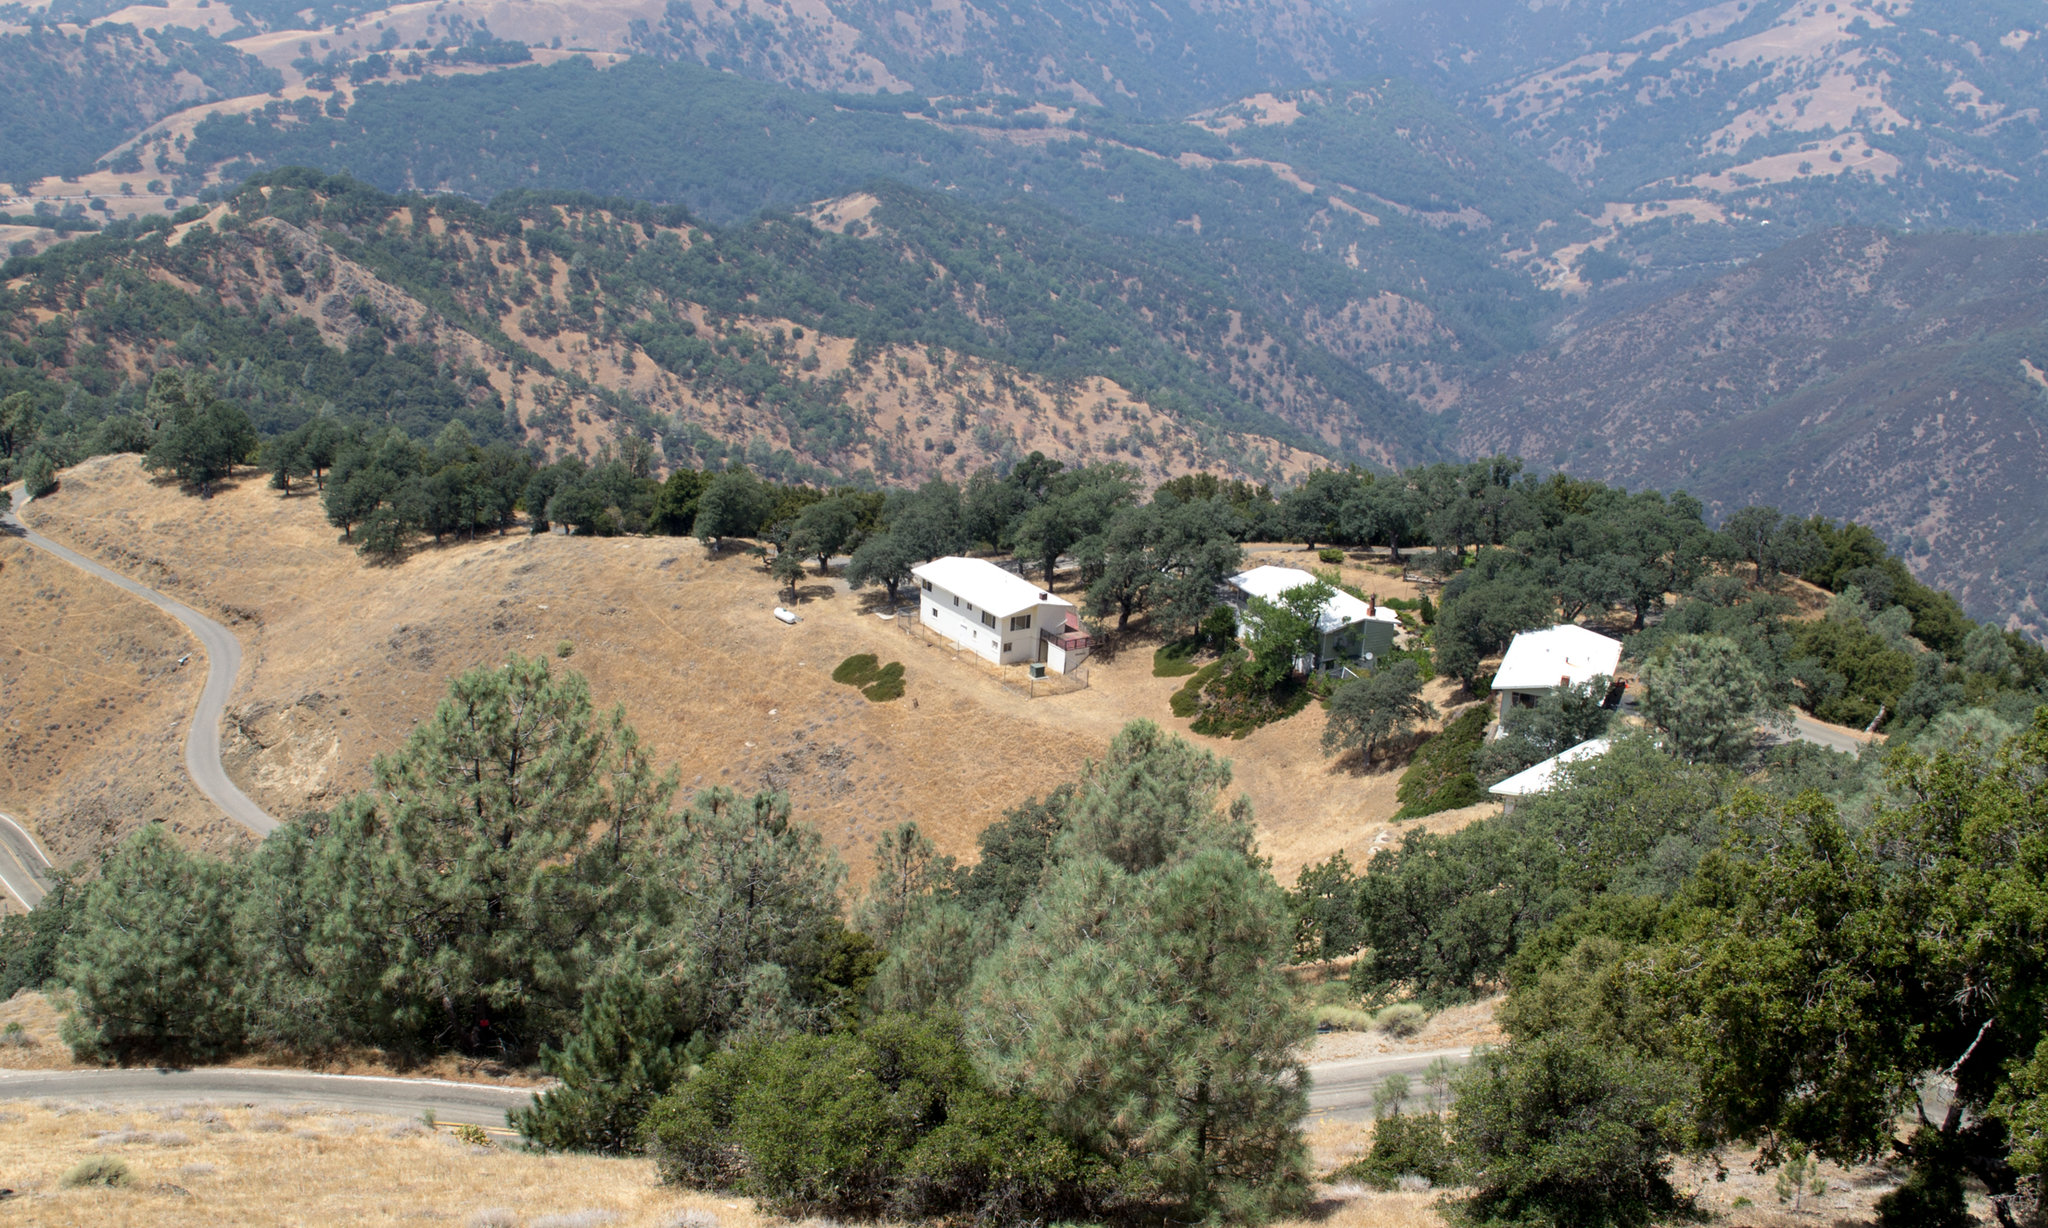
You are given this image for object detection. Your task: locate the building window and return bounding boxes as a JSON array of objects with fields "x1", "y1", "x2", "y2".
[
  {"x1": 920, "y1": 578, "x2": 932, "y2": 592},
  {"x1": 952, "y1": 596, "x2": 959, "y2": 606},
  {"x1": 1003, "y1": 642, "x2": 1012, "y2": 654},
  {"x1": 1010, "y1": 613, "x2": 1032, "y2": 630},
  {"x1": 980, "y1": 611, "x2": 997, "y2": 628}
]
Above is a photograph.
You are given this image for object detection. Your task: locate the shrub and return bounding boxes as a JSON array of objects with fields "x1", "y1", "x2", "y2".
[
  {"x1": 23, "y1": 451, "x2": 56, "y2": 498},
  {"x1": 832, "y1": 653, "x2": 880, "y2": 686},
  {"x1": 452, "y1": 1122, "x2": 492, "y2": 1147},
  {"x1": 1314, "y1": 1005, "x2": 1377, "y2": 1032},
  {"x1": 1374, "y1": 1002, "x2": 1426, "y2": 1037},
  {"x1": 1332, "y1": 1112, "x2": 1460, "y2": 1191},
  {"x1": 556, "y1": 639, "x2": 575, "y2": 659},
  {"x1": 61, "y1": 1155, "x2": 132, "y2": 1188},
  {"x1": 832, "y1": 654, "x2": 904, "y2": 701},
  {"x1": 1319, "y1": 547, "x2": 1345, "y2": 564},
  {"x1": 1450, "y1": 1032, "x2": 1686, "y2": 1228},
  {"x1": 645, "y1": 1014, "x2": 1103, "y2": 1225},
  {"x1": 1171, "y1": 649, "x2": 1316, "y2": 739},
  {"x1": 862, "y1": 662, "x2": 906, "y2": 702},
  {"x1": 1153, "y1": 641, "x2": 1200, "y2": 678},
  {"x1": 1395, "y1": 706, "x2": 1488, "y2": 818}
]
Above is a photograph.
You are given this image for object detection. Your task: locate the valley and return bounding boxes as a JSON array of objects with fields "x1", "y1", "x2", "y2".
[{"x1": 4, "y1": 3, "x2": 2048, "y2": 1225}]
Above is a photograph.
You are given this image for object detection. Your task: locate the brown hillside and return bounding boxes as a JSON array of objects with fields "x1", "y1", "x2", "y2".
[
  {"x1": 16, "y1": 456, "x2": 1457, "y2": 881},
  {"x1": 0, "y1": 528, "x2": 239, "y2": 880}
]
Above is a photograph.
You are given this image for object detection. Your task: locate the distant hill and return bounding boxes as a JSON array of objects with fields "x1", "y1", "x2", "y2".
[
  {"x1": 2, "y1": 171, "x2": 1420, "y2": 483},
  {"x1": 1455, "y1": 226, "x2": 2048, "y2": 637}
]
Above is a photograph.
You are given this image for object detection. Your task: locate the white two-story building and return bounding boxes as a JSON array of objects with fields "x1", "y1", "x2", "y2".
[{"x1": 912, "y1": 557, "x2": 1093, "y2": 674}]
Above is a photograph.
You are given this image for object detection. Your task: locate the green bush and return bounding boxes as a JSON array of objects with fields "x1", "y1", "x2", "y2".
[
  {"x1": 1170, "y1": 656, "x2": 1227, "y2": 718},
  {"x1": 1449, "y1": 1032, "x2": 1686, "y2": 1228},
  {"x1": 862, "y1": 662, "x2": 906, "y2": 702},
  {"x1": 832, "y1": 653, "x2": 880, "y2": 686},
  {"x1": 1374, "y1": 1002, "x2": 1426, "y2": 1037},
  {"x1": 1332, "y1": 1112, "x2": 1460, "y2": 1191},
  {"x1": 833, "y1": 654, "x2": 904, "y2": 701},
  {"x1": 1153, "y1": 641, "x2": 1200, "y2": 678},
  {"x1": 23, "y1": 452, "x2": 57, "y2": 498},
  {"x1": 1170, "y1": 649, "x2": 1316, "y2": 739},
  {"x1": 1313, "y1": 1004, "x2": 1377, "y2": 1032},
  {"x1": 61, "y1": 1155, "x2": 132, "y2": 1188},
  {"x1": 1319, "y1": 547, "x2": 1345, "y2": 564},
  {"x1": 644, "y1": 1014, "x2": 1105, "y2": 1224},
  {"x1": 1395, "y1": 706, "x2": 1489, "y2": 819}
]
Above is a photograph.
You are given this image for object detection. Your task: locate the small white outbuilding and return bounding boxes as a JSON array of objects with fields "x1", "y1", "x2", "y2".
[
  {"x1": 1225, "y1": 564, "x2": 1402, "y2": 675},
  {"x1": 1487, "y1": 738, "x2": 1613, "y2": 814},
  {"x1": 1492, "y1": 624, "x2": 1623, "y2": 725},
  {"x1": 912, "y1": 557, "x2": 1092, "y2": 674}
]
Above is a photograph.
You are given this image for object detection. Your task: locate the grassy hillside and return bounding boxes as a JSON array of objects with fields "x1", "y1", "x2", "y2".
[
  {"x1": 0, "y1": 22, "x2": 281, "y2": 188},
  {"x1": 12, "y1": 455, "x2": 1460, "y2": 882},
  {"x1": 2, "y1": 170, "x2": 1397, "y2": 485},
  {"x1": 1456, "y1": 226, "x2": 2048, "y2": 636},
  {"x1": 174, "y1": 60, "x2": 1567, "y2": 371}
]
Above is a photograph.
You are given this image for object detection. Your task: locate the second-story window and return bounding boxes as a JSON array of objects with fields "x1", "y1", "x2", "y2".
[
  {"x1": 981, "y1": 611, "x2": 997, "y2": 628},
  {"x1": 1010, "y1": 614, "x2": 1032, "y2": 630}
]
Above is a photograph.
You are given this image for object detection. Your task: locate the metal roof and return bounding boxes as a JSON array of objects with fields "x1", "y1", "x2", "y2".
[
  {"x1": 1493, "y1": 624, "x2": 1623, "y2": 693},
  {"x1": 1227, "y1": 565, "x2": 1400, "y2": 634},
  {"x1": 912, "y1": 557, "x2": 1074, "y2": 617},
  {"x1": 1488, "y1": 738, "x2": 1614, "y2": 798}
]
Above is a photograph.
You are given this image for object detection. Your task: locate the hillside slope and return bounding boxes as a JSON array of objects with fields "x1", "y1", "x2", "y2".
[
  {"x1": 4, "y1": 173, "x2": 1378, "y2": 484},
  {"x1": 1455, "y1": 226, "x2": 2048, "y2": 637},
  {"x1": 17, "y1": 454, "x2": 1466, "y2": 881}
]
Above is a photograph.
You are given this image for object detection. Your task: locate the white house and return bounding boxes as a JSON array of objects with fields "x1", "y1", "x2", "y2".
[
  {"x1": 912, "y1": 557, "x2": 1092, "y2": 674},
  {"x1": 1487, "y1": 738, "x2": 1613, "y2": 814},
  {"x1": 1493, "y1": 624, "x2": 1624, "y2": 724},
  {"x1": 1226, "y1": 565, "x2": 1402, "y2": 675}
]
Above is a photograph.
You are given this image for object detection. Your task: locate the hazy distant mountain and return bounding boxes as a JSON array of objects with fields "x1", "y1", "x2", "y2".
[{"x1": 1456, "y1": 226, "x2": 2048, "y2": 636}]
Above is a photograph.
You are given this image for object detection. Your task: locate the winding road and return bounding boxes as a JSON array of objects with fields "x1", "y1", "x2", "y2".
[
  {"x1": 1, "y1": 491, "x2": 277, "y2": 897},
  {"x1": 0, "y1": 812, "x2": 52, "y2": 909}
]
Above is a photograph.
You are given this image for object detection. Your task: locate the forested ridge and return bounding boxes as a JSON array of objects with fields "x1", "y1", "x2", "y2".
[{"x1": 0, "y1": 169, "x2": 1441, "y2": 498}]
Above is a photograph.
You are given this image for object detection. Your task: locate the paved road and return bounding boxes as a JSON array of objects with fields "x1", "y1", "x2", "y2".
[
  {"x1": 0, "y1": 1048, "x2": 1466, "y2": 1141},
  {"x1": 1781, "y1": 710, "x2": 1876, "y2": 755},
  {"x1": 2, "y1": 491, "x2": 278, "y2": 845},
  {"x1": 0, "y1": 1068, "x2": 539, "y2": 1136},
  {"x1": 1306, "y1": 1046, "x2": 1475, "y2": 1122},
  {"x1": 0, "y1": 814, "x2": 53, "y2": 910}
]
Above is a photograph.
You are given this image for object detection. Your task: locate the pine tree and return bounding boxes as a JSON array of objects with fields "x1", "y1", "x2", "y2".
[
  {"x1": 511, "y1": 972, "x2": 686, "y2": 1153},
  {"x1": 855, "y1": 822, "x2": 955, "y2": 949},
  {"x1": 964, "y1": 721, "x2": 1311, "y2": 1221},
  {"x1": 308, "y1": 656, "x2": 678, "y2": 1052},
  {"x1": 61, "y1": 824, "x2": 244, "y2": 1062},
  {"x1": 665, "y1": 786, "x2": 845, "y2": 1039}
]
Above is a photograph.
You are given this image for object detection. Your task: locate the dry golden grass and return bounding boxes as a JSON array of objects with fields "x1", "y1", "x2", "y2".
[
  {"x1": 0, "y1": 1096, "x2": 1464, "y2": 1228},
  {"x1": 0, "y1": 991, "x2": 555, "y2": 1087},
  {"x1": 0, "y1": 990, "x2": 78, "y2": 1070},
  {"x1": 15, "y1": 460, "x2": 1500, "y2": 883},
  {"x1": 0, "y1": 1099, "x2": 757, "y2": 1228},
  {"x1": 0, "y1": 530, "x2": 237, "y2": 872}
]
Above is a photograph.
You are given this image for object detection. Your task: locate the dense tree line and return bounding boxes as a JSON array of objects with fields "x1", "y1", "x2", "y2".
[{"x1": 0, "y1": 656, "x2": 1307, "y2": 1223}]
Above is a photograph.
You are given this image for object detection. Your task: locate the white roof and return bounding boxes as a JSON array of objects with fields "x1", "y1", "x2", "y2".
[
  {"x1": 1493, "y1": 624, "x2": 1623, "y2": 693},
  {"x1": 1489, "y1": 738, "x2": 1613, "y2": 798},
  {"x1": 912, "y1": 557, "x2": 1074, "y2": 617},
  {"x1": 1227, "y1": 565, "x2": 1400, "y2": 634}
]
